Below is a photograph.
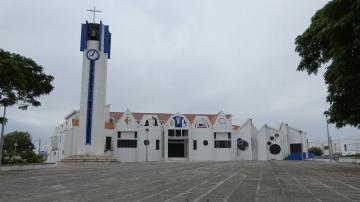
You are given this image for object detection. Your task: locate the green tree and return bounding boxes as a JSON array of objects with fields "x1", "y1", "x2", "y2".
[
  {"x1": 309, "y1": 146, "x2": 323, "y2": 156},
  {"x1": 295, "y1": 0, "x2": 360, "y2": 128},
  {"x1": 2, "y1": 131, "x2": 44, "y2": 164},
  {"x1": 0, "y1": 49, "x2": 54, "y2": 165},
  {"x1": 3, "y1": 131, "x2": 34, "y2": 153}
]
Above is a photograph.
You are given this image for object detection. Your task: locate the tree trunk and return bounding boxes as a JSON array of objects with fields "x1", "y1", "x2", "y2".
[{"x1": 0, "y1": 105, "x2": 7, "y2": 166}]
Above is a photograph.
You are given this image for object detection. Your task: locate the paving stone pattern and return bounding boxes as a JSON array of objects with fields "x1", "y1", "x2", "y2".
[{"x1": 0, "y1": 161, "x2": 360, "y2": 202}]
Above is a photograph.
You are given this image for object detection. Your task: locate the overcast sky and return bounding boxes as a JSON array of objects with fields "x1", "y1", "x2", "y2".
[{"x1": 1, "y1": 0, "x2": 359, "y2": 150}]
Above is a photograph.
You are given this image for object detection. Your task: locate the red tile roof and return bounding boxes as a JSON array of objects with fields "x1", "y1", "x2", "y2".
[
  {"x1": 232, "y1": 125, "x2": 240, "y2": 131},
  {"x1": 110, "y1": 112, "x2": 231, "y2": 124}
]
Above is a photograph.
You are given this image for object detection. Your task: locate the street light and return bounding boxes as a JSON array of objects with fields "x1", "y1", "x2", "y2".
[
  {"x1": 324, "y1": 111, "x2": 333, "y2": 162},
  {"x1": 14, "y1": 142, "x2": 18, "y2": 156},
  {"x1": 145, "y1": 128, "x2": 149, "y2": 162},
  {"x1": 299, "y1": 130, "x2": 303, "y2": 160}
]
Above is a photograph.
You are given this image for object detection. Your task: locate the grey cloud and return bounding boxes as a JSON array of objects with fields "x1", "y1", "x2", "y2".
[{"x1": 1, "y1": 0, "x2": 358, "y2": 144}]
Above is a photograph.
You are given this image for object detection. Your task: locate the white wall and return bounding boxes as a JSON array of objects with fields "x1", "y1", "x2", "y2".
[
  {"x1": 257, "y1": 125, "x2": 286, "y2": 160},
  {"x1": 113, "y1": 131, "x2": 137, "y2": 162},
  {"x1": 78, "y1": 39, "x2": 108, "y2": 156},
  {"x1": 191, "y1": 116, "x2": 213, "y2": 161},
  {"x1": 213, "y1": 132, "x2": 233, "y2": 161},
  {"x1": 213, "y1": 112, "x2": 233, "y2": 161},
  {"x1": 310, "y1": 138, "x2": 360, "y2": 156},
  {"x1": 280, "y1": 123, "x2": 308, "y2": 158},
  {"x1": 142, "y1": 128, "x2": 162, "y2": 161},
  {"x1": 112, "y1": 110, "x2": 138, "y2": 162},
  {"x1": 250, "y1": 121, "x2": 258, "y2": 160},
  {"x1": 164, "y1": 113, "x2": 190, "y2": 161},
  {"x1": 49, "y1": 106, "x2": 314, "y2": 163},
  {"x1": 235, "y1": 119, "x2": 256, "y2": 160},
  {"x1": 341, "y1": 140, "x2": 360, "y2": 155},
  {"x1": 137, "y1": 115, "x2": 163, "y2": 161}
]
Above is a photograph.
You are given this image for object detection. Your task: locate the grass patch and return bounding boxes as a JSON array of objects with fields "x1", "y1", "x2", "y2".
[{"x1": 343, "y1": 153, "x2": 360, "y2": 159}]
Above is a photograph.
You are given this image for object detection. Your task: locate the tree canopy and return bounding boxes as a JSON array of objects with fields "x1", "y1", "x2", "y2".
[
  {"x1": 3, "y1": 131, "x2": 34, "y2": 152},
  {"x1": 309, "y1": 146, "x2": 323, "y2": 156},
  {"x1": 1, "y1": 131, "x2": 44, "y2": 164},
  {"x1": 0, "y1": 49, "x2": 54, "y2": 107},
  {"x1": 295, "y1": 0, "x2": 360, "y2": 128}
]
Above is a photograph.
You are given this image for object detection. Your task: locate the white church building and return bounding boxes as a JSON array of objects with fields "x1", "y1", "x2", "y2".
[{"x1": 47, "y1": 20, "x2": 309, "y2": 163}]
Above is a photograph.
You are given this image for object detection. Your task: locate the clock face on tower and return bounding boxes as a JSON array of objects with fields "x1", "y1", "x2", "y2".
[{"x1": 86, "y1": 49, "x2": 100, "y2": 61}]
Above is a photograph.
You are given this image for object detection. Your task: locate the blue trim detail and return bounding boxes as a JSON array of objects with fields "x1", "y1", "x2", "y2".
[
  {"x1": 80, "y1": 23, "x2": 88, "y2": 51},
  {"x1": 85, "y1": 60, "x2": 96, "y2": 145},
  {"x1": 104, "y1": 25, "x2": 111, "y2": 59},
  {"x1": 108, "y1": 33, "x2": 111, "y2": 59},
  {"x1": 98, "y1": 21, "x2": 103, "y2": 51},
  {"x1": 286, "y1": 152, "x2": 306, "y2": 160}
]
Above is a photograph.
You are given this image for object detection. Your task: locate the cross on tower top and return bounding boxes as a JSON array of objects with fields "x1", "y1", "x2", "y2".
[{"x1": 87, "y1": 6, "x2": 101, "y2": 23}]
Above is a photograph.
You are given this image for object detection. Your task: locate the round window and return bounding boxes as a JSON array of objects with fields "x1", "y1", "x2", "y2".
[
  {"x1": 274, "y1": 133, "x2": 280, "y2": 138},
  {"x1": 237, "y1": 138, "x2": 249, "y2": 151},
  {"x1": 203, "y1": 140, "x2": 208, "y2": 146},
  {"x1": 269, "y1": 144, "x2": 281, "y2": 155},
  {"x1": 270, "y1": 136, "x2": 274, "y2": 141},
  {"x1": 267, "y1": 141, "x2": 272, "y2": 146}
]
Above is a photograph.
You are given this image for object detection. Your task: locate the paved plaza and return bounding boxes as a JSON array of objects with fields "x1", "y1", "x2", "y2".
[{"x1": 0, "y1": 161, "x2": 360, "y2": 202}]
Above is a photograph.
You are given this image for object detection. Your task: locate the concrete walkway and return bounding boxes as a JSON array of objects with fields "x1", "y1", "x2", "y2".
[
  {"x1": 0, "y1": 161, "x2": 359, "y2": 202},
  {"x1": 0, "y1": 163, "x2": 55, "y2": 172}
]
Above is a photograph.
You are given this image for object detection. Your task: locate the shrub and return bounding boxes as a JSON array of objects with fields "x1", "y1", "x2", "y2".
[{"x1": 309, "y1": 147, "x2": 323, "y2": 156}]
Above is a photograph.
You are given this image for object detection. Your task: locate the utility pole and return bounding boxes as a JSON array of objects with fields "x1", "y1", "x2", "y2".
[
  {"x1": 145, "y1": 128, "x2": 149, "y2": 162},
  {"x1": 330, "y1": 136, "x2": 333, "y2": 160},
  {"x1": 0, "y1": 105, "x2": 7, "y2": 167},
  {"x1": 300, "y1": 131, "x2": 303, "y2": 160},
  {"x1": 324, "y1": 111, "x2": 333, "y2": 162},
  {"x1": 38, "y1": 139, "x2": 41, "y2": 155}
]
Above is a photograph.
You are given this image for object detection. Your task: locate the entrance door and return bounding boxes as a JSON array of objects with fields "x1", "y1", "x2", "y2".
[
  {"x1": 168, "y1": 139, "x2": 185, "y2": 157},
  {"x1": 290, "y1": 143, "x2": 302, "y2": 153},
  {"x1": 105, "y1": 137, "x2": 112, "y2": 151}
]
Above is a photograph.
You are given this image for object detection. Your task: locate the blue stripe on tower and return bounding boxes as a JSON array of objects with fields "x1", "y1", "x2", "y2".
[
  {"x1": 80, "y1": 23, "x2": 88, "y2": 51},
  {"x1": 104, "y1": 25, "x2": 111, "y2": 59},
  {"x1": 108, "y1": 33, "x2": 111, "y2": 58},
  {"x1": 85, "y1": 60, "x2": 96, "y2": 145}
]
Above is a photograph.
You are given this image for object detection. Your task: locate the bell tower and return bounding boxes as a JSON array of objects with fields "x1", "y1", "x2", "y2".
[{"x1": 76, "y1": 17, "x2": 111, "y2": 155}]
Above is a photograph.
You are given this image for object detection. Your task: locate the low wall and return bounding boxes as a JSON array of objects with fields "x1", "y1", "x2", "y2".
[
  {"x1": 0, "y1": 163, "x2": 56, "y2": 172},
  {"x1": 339, "y1": 157, "x2": 360, "y2": 164},
  {"x1": 305, "y1": 158, "x2": 333, "y2": 162}
]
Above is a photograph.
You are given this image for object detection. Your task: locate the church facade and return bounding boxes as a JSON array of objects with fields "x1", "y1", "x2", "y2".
[
  {"x1": 47, "y1": 20, "x2": 309, "y2": 163},
  {"x1": 48, "y1": 108, "x2": 309, "y2": 163}
]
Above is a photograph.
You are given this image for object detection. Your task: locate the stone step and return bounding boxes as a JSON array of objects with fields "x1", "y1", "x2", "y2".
[
  {"x1": 61, "y1": 159, "x2": 118, "y2": 161},
  {"x1": 60, "y1": 155, "x2": 119, "y2": 163},
  {"x1": 61, "y1": 160, "x2": 118, "y2": 163},
  {"x1": 64, "y1": 157, "x2": 116, "y2": 160}
]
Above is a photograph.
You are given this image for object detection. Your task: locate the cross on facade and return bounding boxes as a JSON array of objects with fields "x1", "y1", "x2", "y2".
[{"x1": 87, "y1": 6, "x2": 101, "y2": 23}]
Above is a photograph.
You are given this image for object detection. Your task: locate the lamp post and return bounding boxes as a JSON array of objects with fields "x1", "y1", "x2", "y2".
[
  {"x1": 0, "y1": 105, "x2": 7, "y2": 166},
  {"x1": 145, "y1": 128, "x2": 149, "y2": 162},
  {"x1": 299, "y1": 130, "x2": 303, "y2": 160},
  {"x1": 324, "y1": 111, "x2": 333, "y2": 162},
  {"x1": 14, "y1": 142, "x2": 18, "y2": 156}
]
